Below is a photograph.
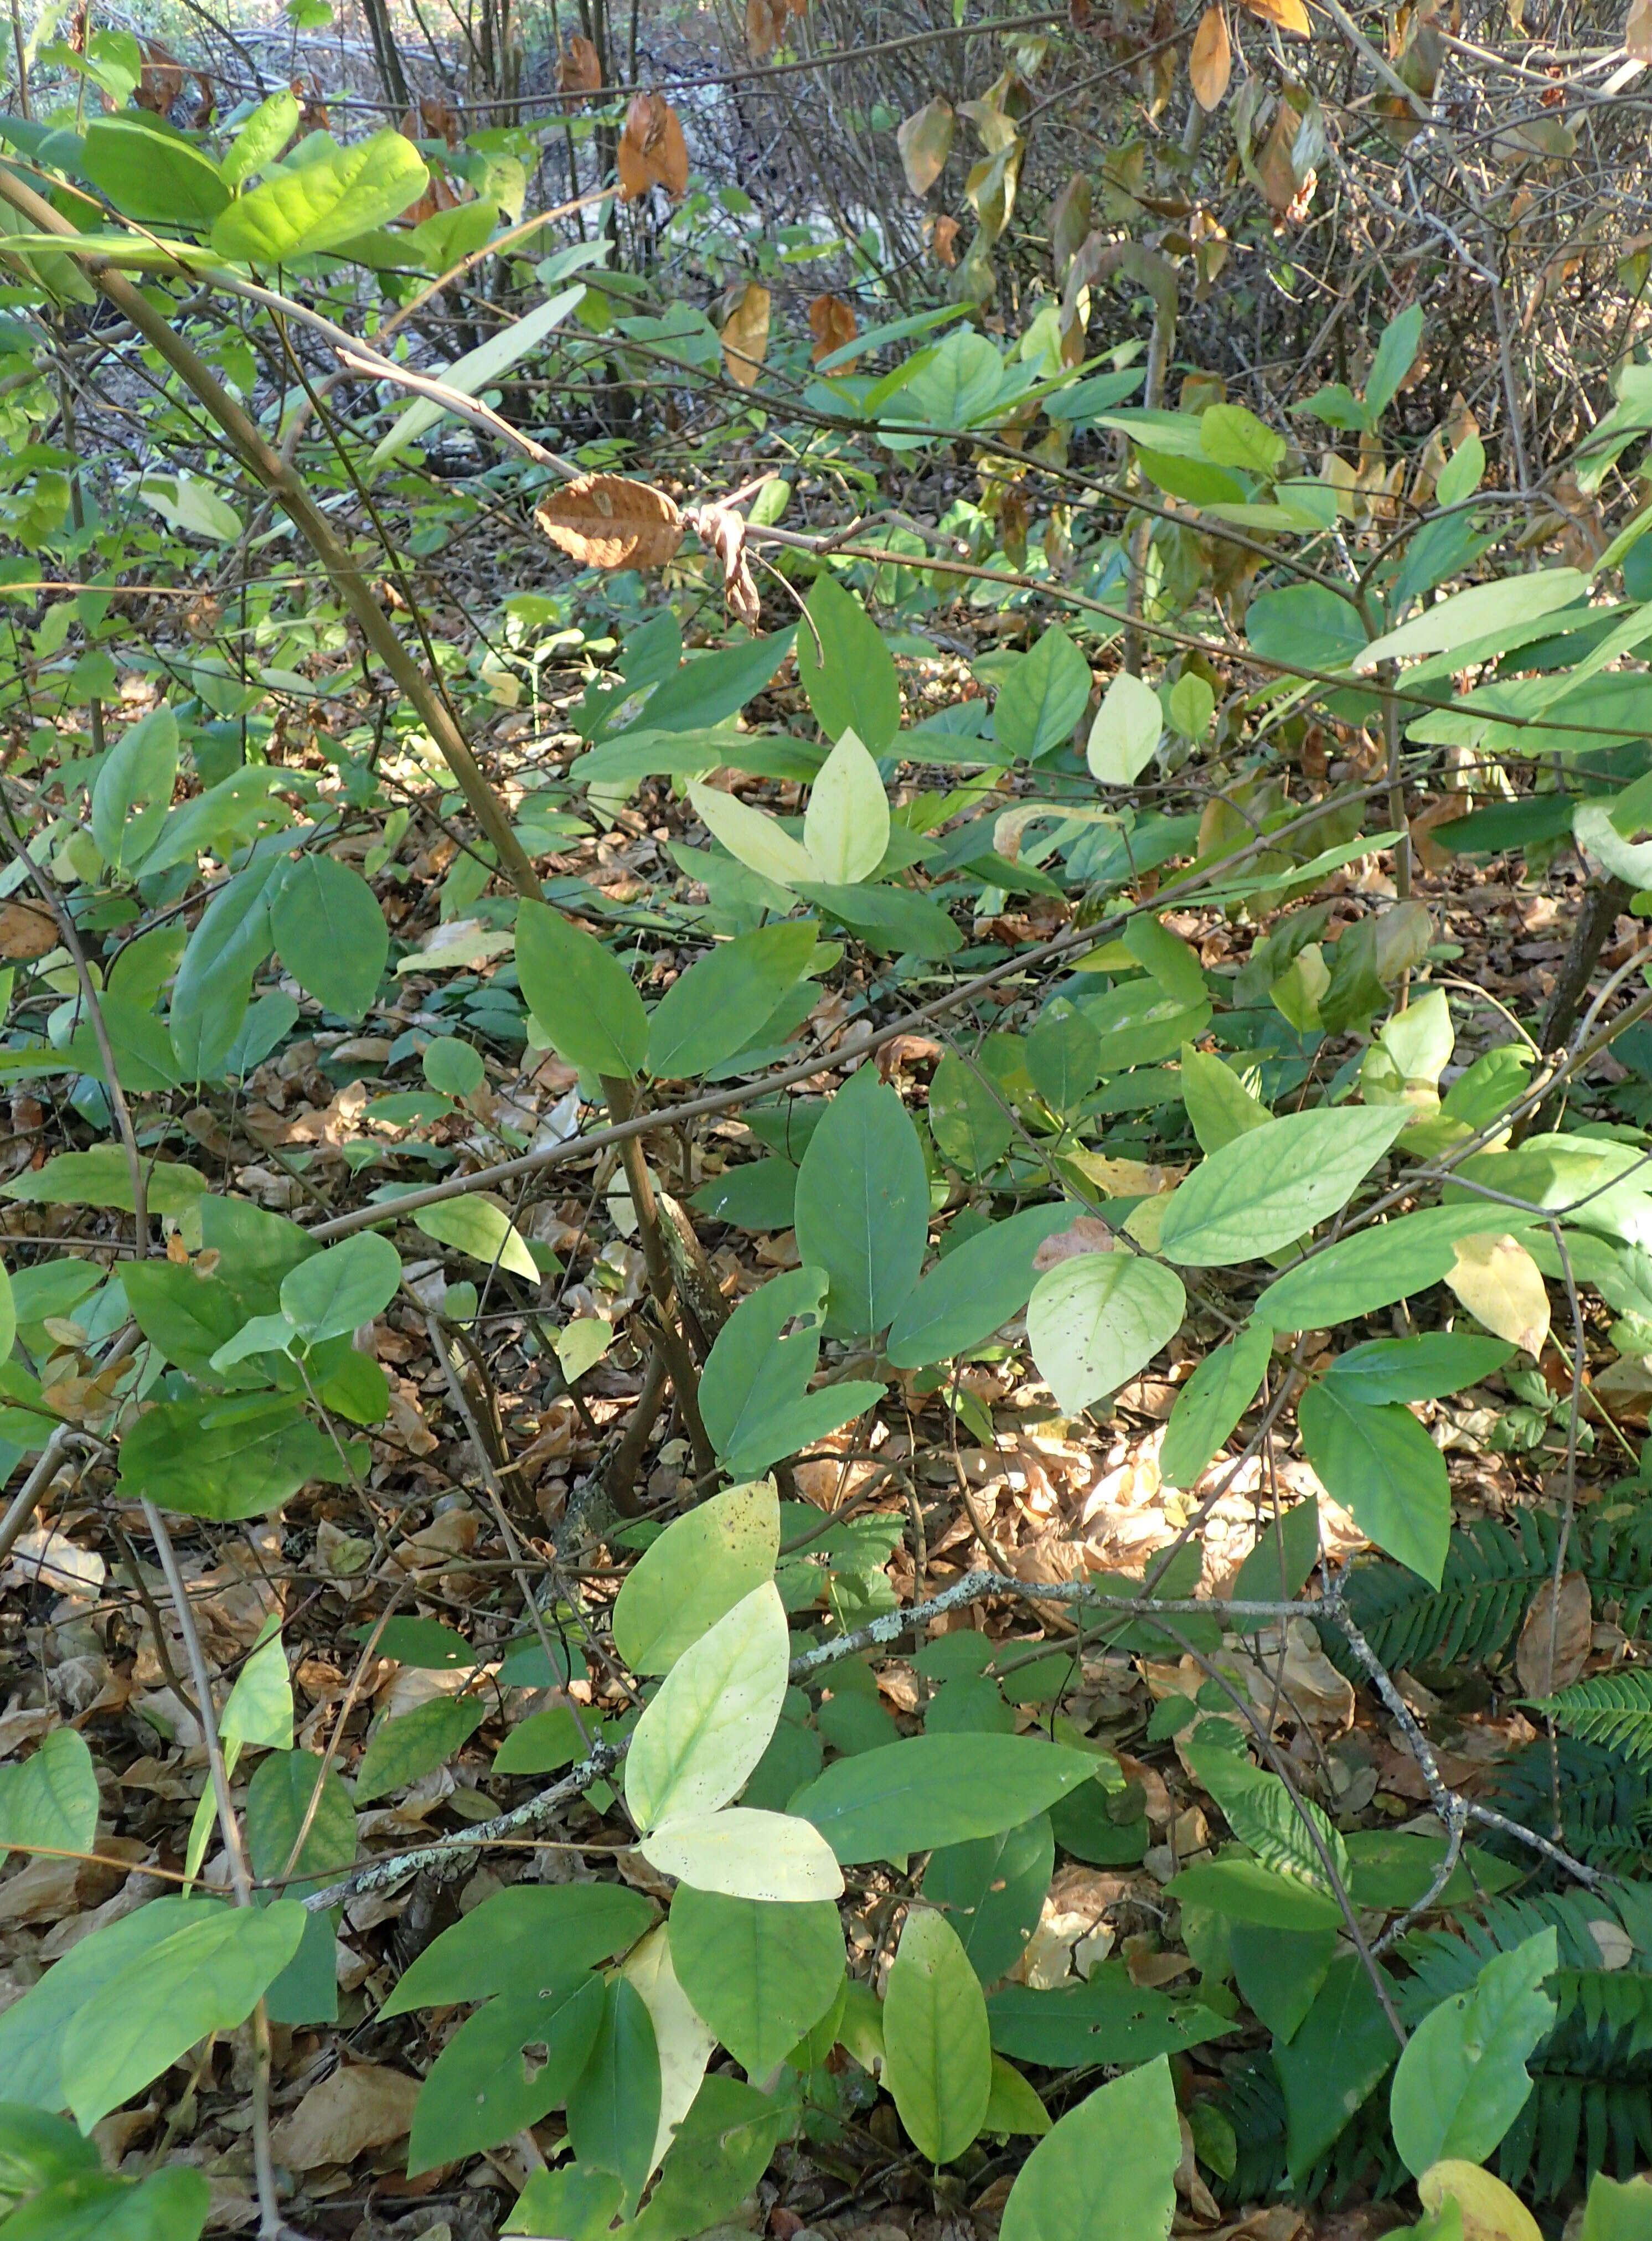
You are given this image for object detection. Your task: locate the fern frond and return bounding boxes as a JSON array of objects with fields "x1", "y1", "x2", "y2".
[
  {"x1": 1485, "y1": 1736, "x2": 1652, "y2": 1869},
  {"x1": 1540, "y1": 1669, "x2": 1652, "y2": 1761},
  {"x1": 1324, "y1": 1502, "x2": 1652, "y2": 1681}
]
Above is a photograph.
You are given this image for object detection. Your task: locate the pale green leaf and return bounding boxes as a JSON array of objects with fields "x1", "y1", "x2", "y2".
[{"x1": 624, "y1": 1582, "x2": 789, "y2": 1831}]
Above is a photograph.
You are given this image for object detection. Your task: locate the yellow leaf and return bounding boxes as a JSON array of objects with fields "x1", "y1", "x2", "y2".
[
  {"x1": 622, "y1": 1925, "x2": 716, "y2": 2183},
  {"x1": 1190, "y1": 7, "x2": 1232, "y2": 109},
  {"x1": 1418, "y1": 2163, "x2": 1542, "y2": 2241},
  {"x1": 1241, "y1": 0, "x2": 1312, "y2": 33},
  {"x1": 1444, "y1": 1231, "x2": 1550, "y2": 1357},
  {"x1": 897, "y1": 96, "x2": 954, "y2": 195}
]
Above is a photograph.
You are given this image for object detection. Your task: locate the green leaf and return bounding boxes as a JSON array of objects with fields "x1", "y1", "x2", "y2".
[
  {"x1": 884, "y1": 1906, "x2": 992, "y2": 2164},
  {"x1": 1354, "y1": 569, "x2": 1587, "y2": 672},
  {"x1": 1184, "y1": 1741, "x2": 1350, "y2": 1899},
  {"x1": 994, "y1": 627, "x2": 1091, "y2": 763},
  {"x1": 690, "y1": 1156, "x2": 798, "y2": 1231},
  {"x1": 629, "y1": 2073, "x2": 794, "y2": 2241},
  {"x1": 210, "y1": 128, "x2": 428, "y2": 260},
  {"x1": 803, "y1": 727, "x2": 890, "y2": 885},
  {"x1": 222, "y1": 89, "x2": 300, "y2": 187},
  {"x1": 1026, "y1": 1252, "x2": 1186, "y2": 1416},
  {"x1": 91, "y1": 706, "x2": 178, "y2": 877},
  {"x1": 793, "y1": 1065, "x2": 928, "y2": 1338},
  {"x1": 1297, "y1": 1377, "x2": 1450, "y2": 1585},
  {"x1": 82, "y1": 113, "x2": 229, "y2": 229},
  {"x1": 1087, "y1": 670, "x2": 1161, "y2": 785},
  {"x1": 612, "y1": 1476, "x2": 779, "y2": 1675},
  {"x1": 493, "y1": 1705, "x2": 587, "y2": 1775},
  {"x1": 245, "y1": 1747, "x2": 355, "y2": 1898},
  {"x1": 624, "y1": 1583, "x2": 788, "y2": 1831},
  {"x1": 887, "y1": 1205, "x2": 1072, "y2": 1370},
  {"x1": 639, "y1": 1806, "x2": 844, "y2": 1902},
  {"x1": 371, "y1": 285, "x2": 585, "y2": 467},
  {"x1": 646, "y1": 922, "x2": 818, "y2": 1078},
  {"x1": 1159, "y1": 1107, "x2": 1410, "y2": 1266},
  {"x1": 1200, "y1": 402, "x2": 1287, "y2": 476},
  {"x1": 988, "y1": 1966, "x2": 1231, "y2": 2067},
  {"x1": 412, "y1": 1194, "x2": 538, "y2": 1279},
  {"x1": 1231, "y1": 1495, "x2": 1320, "y2": 1613},
  {"x1": 59, "y1": 1899, "x2": 307, "y2": 2128},
  {"x1": 794, "y1": 878, "x2": 961, "y2": 958},
  {"x1": 168, "y1": 856, "x2": 278, "y2": 1080},
  {"x1": 689, "y1": 782, "x2": 818, "y2": 891},
  {"x1": 1364, "y1": 303, "x2": 1424, "y2": 422},
  {"x1": 1388, "y1": 1929, "x2": 1558, "y2": 2176},
  {"x1": 1180, "y1": 1046, "x2": 1269, "y2": 1155},
  {"x1": 116, "y1": 1391, "x2": 345, "y2": 1519},
  {"x1": 0, "y1": 2104, "x2": 101, "y2": 2199},
  {"x1": 0, "y1": 2163, "x2": 210, "y2": 2240},
  {"x1": 221, "y1": 1622, "x2": 293, "y2": 1751},
  {"x1": 1255, "y1": 1204, "x2": 1540, "y2": 1329},
  {"x1": 361, "y1": 1616, "x2": 476, "y2": 1670},
  {"x1": 280, "y1": 1230, "x2": 400, "y2": 1343},
  {"x1": 566, "y1": 1975, "x2": 662, "y2": 2210},
  {"x1": 1000, "y1": 2056, "x2": 1181, "y2": 2241},
  {"x1": 408, "y1": 1972, "x2": 605, "y2": 2175},
  {"x1": 503, "y1": 2165, "x2": 625, "y2": 2240},
  {"x1": 1581, "y1": 2176, "x2": 1652, "y2": 2241},
  {"x1": 796, "y1": 575, "x2": 901, "y2": 754},
  {"x1": 422, "y1": 1036, "x2": 485, "y2": 1097},
  {"x1": 983, "y1": 2054, "x2": 1051, "y2": 2137},
  {"x1": 667, "y1": 1887, "x2": 844, "y2": 2077},
  {"x1": 384, "y1": 1884, "x2": 654, "y2": 2015},
  {"x1": 516, "y1": 900, "x2": 648, "y2": 1080},
  {"x1": 1275, "y1": 1953, "x2": 1398, "y2": 2180},
  {"x1": 0, "y1": 1727, "x2": 97, "y2": 1858},
  {"x1": 928, "y1": 1050, "x2": 1013, "y2": 1174},
  {"x1": 631, "y1": 628, "x2": 797, "y2": 736},
  {"x1": 268, "y1": 855, "x2": 387, "y2": 1020},
  {"x1": 1026, "y1": 1006, "x2": 1102, "y2": 1116},
  {"x1": 356, "y1": 1696, "x2": 484, "y2": 1803},
  {"x1": 1166, "y1": 1856, "x2": 1343, "y2": 1932},
  {"x1": 1320, "y1": 1332, "x2": 1511, "y2": 1405},
  {"x1": 793, "y1": 1734, "x2": 1096, "y2": 1864},
  {"x1": 1159, "y1": 1319, "x2": 1272, "y2": 1489},
  {"x1": 700, "y1": 1266, "x2": 881, "y2": 1480},
  {"x1": 4, "y1": 1148, "x2": 207, "y2": 1218},
  {"x1": 1231, "y1": 1923, "x2": 1339, "y2": 2041},
  {"x1": 924, "y1": 1814, "x2": 1054, "y2": 1986}
]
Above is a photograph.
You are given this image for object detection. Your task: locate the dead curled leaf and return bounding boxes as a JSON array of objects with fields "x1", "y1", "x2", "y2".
[
  {"x1": 1516, "y1": 1570, "x2": 1592, "y2": 1698},
  {"x1": 534, "y1": 473, "x2": 684, "y2": 570},
  {"x1": 617, "y1": 91, "x2": 689, "y2": 200},
  {"x1": 720, "y1": 280, "x2": 772, "y2": 388},
  {"x1": 269, "y1": 2062, "x2": 421, "y2": 2170},
  {"x1": 557, "y1": 32, "x2": 602, "y2": 94},
  {"x1": 897, "y1": 96, "x2": 956, "y2": 197},
  {"x1": 808, "y1": 292, "x2": 859, "y2": 366},
  {"x1": 683, "y1": 502, "x2": 762, "y2": 626}
]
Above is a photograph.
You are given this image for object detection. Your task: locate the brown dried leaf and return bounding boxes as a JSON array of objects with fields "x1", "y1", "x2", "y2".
[
  {"x1": 269, "y1": 2063, "x2": 421, "y2": 2171},
  {"x1": 1630, "y1": 0, "x2": 1652, "y2": 60},
  {"x1": 931, "y1": 213, "x2": 962, "y2": 266},
  {"x1": 1032, "y1": 1215, "x2": 1116, "y2": 1272},
  {"x1": 558, "y1": 33, "x2": 602, "y2": 92},
  {"x1": 534, "y1": 473, "x2": 684, "y2": 571},
  {"x1": 720, "y1": 281, "x2": 771, "y2": 389},
  {"x1": 0, "y1": 900, "x2": 59, "y2": 961},
  {"x1": 1256, "y1": 92, "x2": 1307, "y2": 211},
  {"x1": 1516, "y1": 1571, "x2": 1592, "y2": 1698},
  {"x1": 1242, "y1": 0, "x2": 1312, "y2": 32},
  {"x1": 1190, "y1": 6, "x2": 1233, "y2": 108},
  {"x1": 897, "y1": 96, "x2": 955, "y2": 197},
  {"x1": 617, "y1": 91, "x2": 689, "y2": 201},
  {"x1": 808, "y1": 292, "x2": 859, "y2": 366}
]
